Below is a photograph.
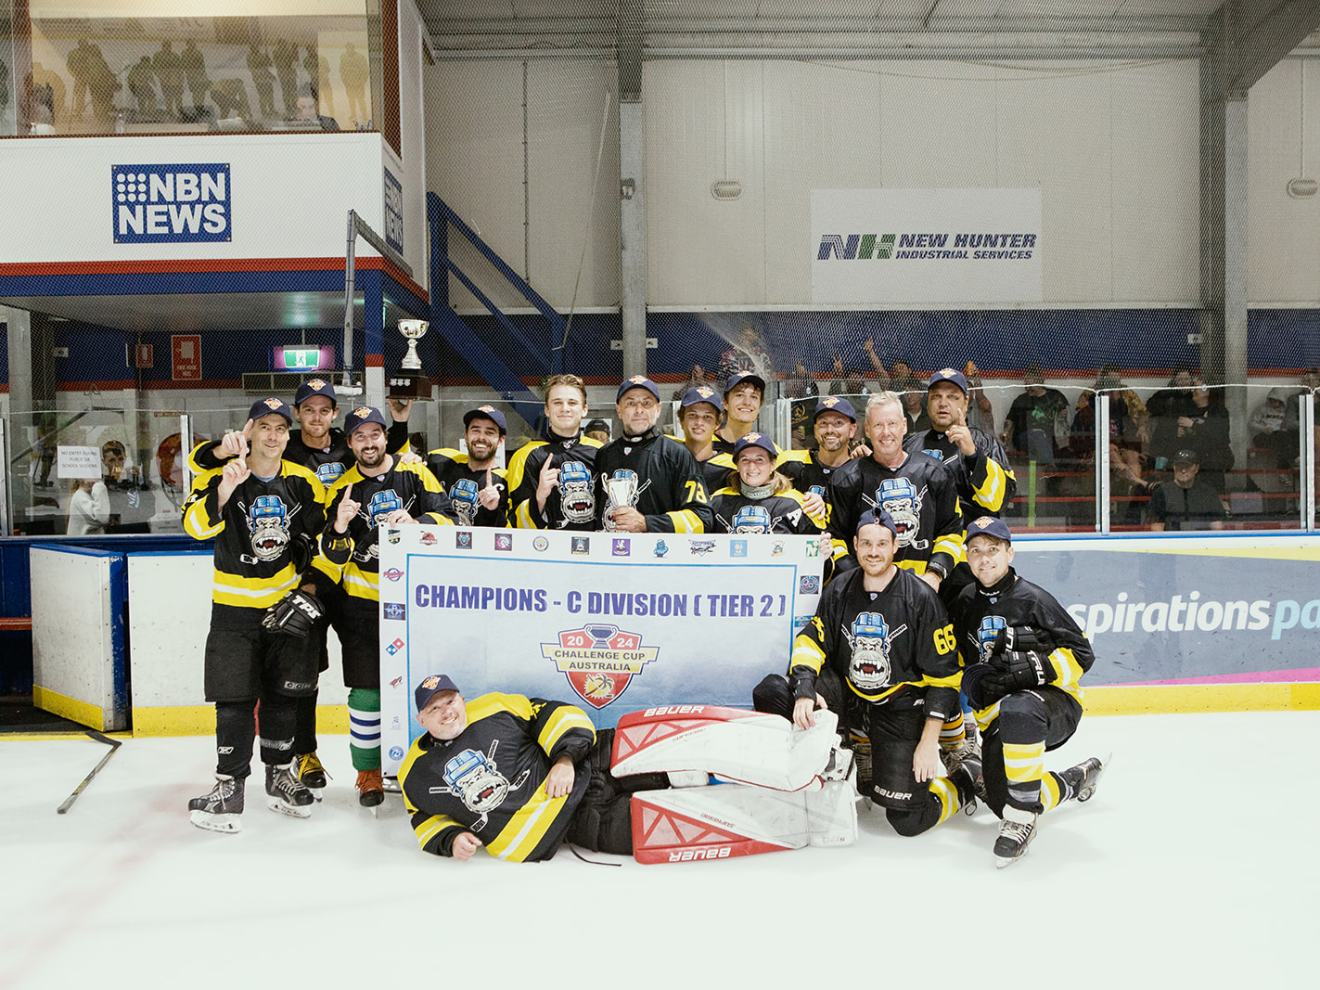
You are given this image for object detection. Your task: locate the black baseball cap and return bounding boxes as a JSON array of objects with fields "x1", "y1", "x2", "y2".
[
  {"x1": 584, "y1": 418, "x2": 611, "y2": 435},
  {"x1": 927, "y1": 368, "x2": 969, "y2": 394},
  {"x1": 248, "y1": 397, "x2": 294, "y2": 425},
  {"x1": 1172, "y1": 449, "x2": 1200, "y2": 466},
  {"x1": 813, "y1": 395, "x2": 857, "y2": 423},
  {"x1": 344, "y1": 405, "x2": 389, "y2": 437},
  {"x1": 617, "y1": 375, "x2": 661, "y2": 402},
  {"x1": 463, "y1": 405, "x2": 508, "y2": 435},
  {"x1": 733, "y1": 432, "x2": 778, "y2": 461},
  {"x1": 294, "y1": 378, "x2": 338, "y2": 408},
  {"x1": 415, "y1": 674, "x2": 460, "y2": 712},
  {"x1": 966, "y1": 516, "x2": 1012, "y2": 543},
  {"x1": 856, "y1": 509, "x2": 898, "y2": 538},
  {"x1": 724, "y1": 370, "x2": 766, "y2": 396}
]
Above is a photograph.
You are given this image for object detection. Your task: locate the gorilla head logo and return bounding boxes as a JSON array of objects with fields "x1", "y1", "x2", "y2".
[
  {"x1": 845, "y1": 611, "x2": 892, "y2": 690},
  {"x1": 731, "y1": 505, "x2": 772, "y2": 534}
]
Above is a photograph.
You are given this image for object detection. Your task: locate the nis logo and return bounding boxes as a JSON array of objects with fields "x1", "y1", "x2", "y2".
[{"x1": 113, "y1": 164, "x2": 231, "y2": 244}]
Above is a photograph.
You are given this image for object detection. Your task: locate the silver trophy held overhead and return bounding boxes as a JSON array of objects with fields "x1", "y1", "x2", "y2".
[{"x1": 390, "y1": 318, "x2": 431, "y2": 399}]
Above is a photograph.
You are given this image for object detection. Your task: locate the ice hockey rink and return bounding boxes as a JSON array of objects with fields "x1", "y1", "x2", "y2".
[{"x1": 2, "y1": 709, "x2": 1315, "y2": 990}]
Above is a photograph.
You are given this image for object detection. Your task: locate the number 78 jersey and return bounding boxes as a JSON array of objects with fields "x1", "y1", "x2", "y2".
[{"x1": 790, "y1": 566, "x2": 962, "y2": 722}]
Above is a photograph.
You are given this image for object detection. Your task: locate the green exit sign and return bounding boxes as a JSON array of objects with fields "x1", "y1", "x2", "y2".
[{"x1": 274, "y1": 346, "x2": 334, "y2": 371}]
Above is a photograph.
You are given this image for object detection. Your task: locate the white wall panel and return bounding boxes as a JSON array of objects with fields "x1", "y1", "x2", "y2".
[
  {"x1": 527, "y1": 60, "x2": 620, "y2": 309},
  {"x1": 396, "y1": 0, "x2": 429, "y2": 289},
  {"x1": 645, "y1": 60, "x2": 766, "y2": 306},
  {"x1": 996, "y1": 63, "x2": 1114, "y2": 303},
  {"x1": 1111, "y1": 60, "x2": 1199, "y2": 303},
  {"x1": 1248, "y1": 59, "x2": 1320, "y2": 305}
]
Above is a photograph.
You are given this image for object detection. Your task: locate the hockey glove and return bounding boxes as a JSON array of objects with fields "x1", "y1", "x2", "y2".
[
  {"x1": 962, "y1": 663, "x2": 1013, "y2": 709},
  {"x1": 988, "y1": 650, "x2": 1051, "y2": 691},
  {"x1": 261, "y1": 588, "x2": 324, "y2": 638},
  {"x1": 290, "y1": 531, "x2": 316, "y2": 574},
  {"x1": 991, "y1": 624, "x2": 1054, "y2": 657}
]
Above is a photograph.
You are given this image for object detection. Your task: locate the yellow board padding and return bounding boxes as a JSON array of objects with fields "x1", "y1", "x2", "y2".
[
  {"x1": 33, "y1": 685, "x2": 105, "y2": 731},
  {"x1": 1084, "y1": 682, "x2": 1320, "y2": 715},
  {"x1": 130, "y1": 704, "x2": 350, "y2": 737}
]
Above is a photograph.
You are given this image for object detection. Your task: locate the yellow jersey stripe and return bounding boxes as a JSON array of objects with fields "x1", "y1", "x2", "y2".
[
  {"x1": 1048, "y1": 647, "x2": 1085, "y2": 690},
  {"x1": 414, "y1": 814, "x2": 459, "y2": 849},
  {"x1": 930, "y1": 776, "x2": 959, "y2": 825},
  {"x1": 790, "y1": 637, "x2": 827, "y2": 674},
  {"x1": 488, "y1": 780, "x2": 566, "y2": 861},
  {"x1": 183, "y1": 499, "x2": 223, "y2": 539},
  {"x1": 537, "y1": 706, "x2": 595, "y2": 754}
]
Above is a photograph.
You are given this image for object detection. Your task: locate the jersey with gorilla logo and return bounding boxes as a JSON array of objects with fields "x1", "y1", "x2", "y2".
[
  {"x1": 504, "y1": 427, "x2": 604, "y2": 530},
  {"x1": 398, "y1": 693, "x2": 596, "y2": 862},
  {"x1": 708, "y1": 487, "x2": 822, "y2": 535},
  {"x1": 789, "y1": 566, "x2": 960, "y2": 718},
  {"x1": 425, "y1": 448, "x2": 508, "y2": 528},
  {"x1": 182, "y1": 459, "x2": 327, "y2": 610}
]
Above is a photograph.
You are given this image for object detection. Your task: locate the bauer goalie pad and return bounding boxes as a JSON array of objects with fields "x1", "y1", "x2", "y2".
[
  {"x1": 630, "y1": 776, "x2": 858, "y2": 864},
  {"x1": 611, "y1": 705, "x2": 841, "y2": 792}
]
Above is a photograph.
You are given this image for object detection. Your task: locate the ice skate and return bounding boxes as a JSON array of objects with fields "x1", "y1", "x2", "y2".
[
  {"x1": 266, "y1": 762, "x2": 314, "y2": 818},
  {"x1": 1062, "y1": 755, "x2": 1107, "y2": 803},
  {"x1": 942, "y1": 742, "x2": 987, "y2": 808},
  {"x1": 296, "y1": 752, "x2": 328, "y2": 800},
  {"x1": 994, "y1": 805, "x2": 1037, "y2": 867},
  {"x1": 188, "y1": 774, "x2": 244, "y2": 834},
  {"x1": 356, "y1": 768, "x2": 385, "y2": 809}
]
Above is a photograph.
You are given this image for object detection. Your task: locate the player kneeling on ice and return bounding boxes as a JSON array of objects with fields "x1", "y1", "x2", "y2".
[
  {"x1": 399, "y1": 676, "x2": 857, "y2": 864},
  {"x1": 950, "y1": 517, "x2": 1106, "y2": 867},
  {"x1": 753, "y1": 509, "x2": 980, "y2": 837}
]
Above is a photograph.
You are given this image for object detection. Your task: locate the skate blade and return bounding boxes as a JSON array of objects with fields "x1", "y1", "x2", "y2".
[
  {"x1": 267, "y1": 797, "x2": 313, "y2": 819},
  {"x1": 994, "y1": 854, "x2": 1020, "y2": 869},
  {"x1": 382, "y1": 776, "x2": 401, "y2": 794},
  {"x1": 190, "y1": 810, "x2": 242, "y2": 834}
]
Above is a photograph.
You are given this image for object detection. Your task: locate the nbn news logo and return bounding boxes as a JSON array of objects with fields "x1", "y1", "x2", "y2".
[{"x1": 112, "y1": 164, "x2": 231, "y2": 244}]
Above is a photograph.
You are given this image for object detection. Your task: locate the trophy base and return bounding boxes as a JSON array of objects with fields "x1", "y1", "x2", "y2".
[{"x1": 387, "y1": 373, "x2": 433, "y2": 401}]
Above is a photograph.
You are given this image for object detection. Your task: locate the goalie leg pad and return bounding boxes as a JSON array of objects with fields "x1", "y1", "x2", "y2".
[
  {"x1": 611, "y1": 705, "x2": 840, "y2": 792},
  {"x1": 630, "y1": 778, "x2": 857, "y2": 864}
]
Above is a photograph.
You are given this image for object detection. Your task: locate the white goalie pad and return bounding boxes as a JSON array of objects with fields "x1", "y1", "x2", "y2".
[
  {"x1": 630, "y1": 776, "x2": 858, "y2": 864},
  {"x1": 610, "y1": 705, "x2": 840, "y2": 792}
]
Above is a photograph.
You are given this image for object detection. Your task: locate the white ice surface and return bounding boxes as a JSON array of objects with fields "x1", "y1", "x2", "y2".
[{"x1": 2, "y1": 711, "x2": 1316, "y2": 990}]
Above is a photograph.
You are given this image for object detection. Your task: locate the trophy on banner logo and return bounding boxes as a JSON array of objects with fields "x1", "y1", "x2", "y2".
[{"x1": 389, "y1": 318, "x2": 431, "y2": 399}]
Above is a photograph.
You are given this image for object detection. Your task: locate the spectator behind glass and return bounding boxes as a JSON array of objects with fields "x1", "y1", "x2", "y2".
[
  {"x1": 294, "y1": 84, "x2": 339, "y2": 130},
  {"x1": 1173, "y1": 380, "x2": 1233, "y2": 493},
  {"x1": 1070, "y1": 366, "x2": 1147, "y2": 476},
  {"x1": 1145, "y1": 448, "x2": 1226, "y2": 531},
  {"x1": 1146, "y1": 368, "x2": 1198, "y2": 469},
  {"x1": 1003, "y1": 363, "x2": 1070, "y2": 464},
  {"x1": 783, "y1": 359, "x2": 820, "y2": 448},
  {"x1": 1282, "y1": 368, "x2": 1320, "y2": 432},
  {"x1": 672, "y1": 362, "x2": 711, "y2": 400},
  {"x1": 717, "y1": 325, "x2": 771, "y2": 391},
  {"x1": 67, "y1": 476, "x2": 110, "y2": 535},
  {"x1": 963, "y1": 360, "x2": 996, "y2": 438}
]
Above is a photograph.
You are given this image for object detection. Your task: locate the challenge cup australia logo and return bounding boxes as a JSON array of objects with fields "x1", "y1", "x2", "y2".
[
  {"x1": 541, "y1": 623, "x2": 660, "y2": 710},
  {"x1": 978, "y1": 615, "x2": 1007, "y2": 663},
  {"x1": 246, "y1": 494, "x2": 291, "y2": 562},
  {"x1": 434, "y1": 741, "x2": 530, "y2": 832},
  {"x1": 731, "y1": 504, "x2": 772, "y2": 534},
  {"x1": 450, "y1": 478, "x2": 480, "y2": 526},
  {"x1": 843, "y1": 611, "x2": 901, "y2": 691},
  {"x1": 557, "y1": 460, "x2": 595, "y2": 525},
  {"x1": 875, "y1": 477, "x2": 928, "y2": 550}
]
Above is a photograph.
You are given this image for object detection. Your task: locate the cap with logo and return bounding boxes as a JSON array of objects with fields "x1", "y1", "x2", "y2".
[
  {"x1": 927, "y1": 368, "x2": 969, "y2": 394},
  {"x1": 616, "y1": 375, "x2": 661, "y2": 402},
  {"x1": 247, "y1": 396, "x2": 294, "y2": 425},
  {"x1": 856, "y1": 508, "x2": 899, "y2": 537},
  {"x1": 1172, "y1": 448, "x2": 1200, "y2": 466},
  {"x1": 813, "y1": 395, "x2": 857, "y2": 423},
  {"x1": 294, "y1": 378, "x2": 338, "y2": 408},
  {"x1": 724, "y1": 370, "x2": 767, "y2": 396},
  {"x1": 344, "y1": 405, "x2": 389, "y2": 437},
  {"x1": 680, "y1": 385, "x2": 724, "y2": 413},
  {"x1": 463, "y1": 405, "x2": 508, "y2": 435},
  {"x1": 733, "y1": 432, "x2": 778, "y2": 461},
  {"x1": 415, "y1": 673, "x2": 460, "y2": 712},
  {"x1": 966, "y1": 515, "x2": 1012, "y2": 543}
]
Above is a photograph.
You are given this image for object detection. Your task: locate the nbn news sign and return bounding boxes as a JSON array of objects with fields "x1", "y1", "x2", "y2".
[{"x1": 112, "y1": 164, "x2": 231, "y2": 244}]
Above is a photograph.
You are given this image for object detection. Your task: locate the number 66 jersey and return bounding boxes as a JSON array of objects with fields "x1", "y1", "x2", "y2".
[{"x1": 790, "y1": 566, "x2": 961, "y2": 722}]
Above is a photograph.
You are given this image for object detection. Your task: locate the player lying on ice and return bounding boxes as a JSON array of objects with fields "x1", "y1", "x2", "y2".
[{"x1": 398, "y1": 675, "x2": 858, "y2": 864}]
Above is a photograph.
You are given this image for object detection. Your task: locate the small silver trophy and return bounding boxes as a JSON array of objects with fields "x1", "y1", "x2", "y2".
[{"x1": 398, "y1": 319, "x2": 428, "y2": 372}]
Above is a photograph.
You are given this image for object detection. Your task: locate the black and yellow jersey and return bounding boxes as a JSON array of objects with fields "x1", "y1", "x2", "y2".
[
  {"x1": 665, "y1": 438, "x2": 736, "y2": 496},
  {"x1": 182, "y1": 459, "x2": 328, "y2": 610},
  {"x1": 948, "y1": 568, "x2": 1094, "y2": 739},
  {"x1": 187, "y1": 421, "x2": 409, "y2": 490},
  {"x1": 398, "y1": 692, "x2": 596, "y2": 862},
  {"x1": 826, "y1": 452, "x2": 963, "y2": 577},
  {"x1": 425, "y1": 448, "x2": 508, "y2": 528},
  {"x1": 504, "y1": 427, "x2": 604, "y2": 530},
  {"x1": 321, "y1": 458, "x2": 453, "y2": 603},
  {"x1": 593, "y1": 429, "x2": 714, "y2": 533},
  {"x1": 789, "y1": 566, "x2": 960, "y2": 719},
  {"x1": 904, "y1": 426, "x2": 1016, "y2": 522},
  {"x1": 778, "y1": 448, "x2": 851, "y2": 501},
  {"x1": 709, "y1": 486, "x2": 823, "y2": 535}
]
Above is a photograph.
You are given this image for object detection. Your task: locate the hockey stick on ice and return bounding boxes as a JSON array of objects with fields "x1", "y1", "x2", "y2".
[{"x1": 56, "y1": 730, "x2": 123, "y2": 815}]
